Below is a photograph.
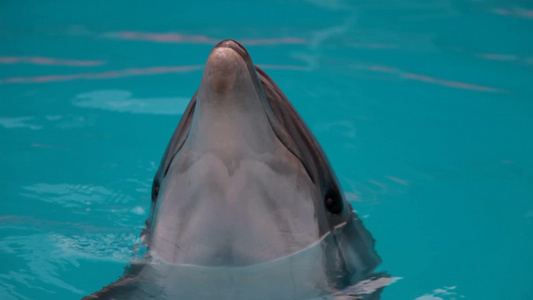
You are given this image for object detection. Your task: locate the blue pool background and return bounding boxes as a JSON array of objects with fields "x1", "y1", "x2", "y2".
[{"x1": 1, "y1": 0, "x2": 532, "y2": 299}]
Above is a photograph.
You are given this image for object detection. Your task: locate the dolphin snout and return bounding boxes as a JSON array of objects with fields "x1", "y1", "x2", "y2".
[
  {"x1": 205, "y1": 47, "x2": 240, "y2": 93},
  {"x1": 215, "y1": 39, "x2": 247, "y2": 56}
]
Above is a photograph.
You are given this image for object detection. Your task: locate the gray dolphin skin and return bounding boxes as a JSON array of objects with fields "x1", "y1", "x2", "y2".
[{"x1": 84, "y1": 40, "x2": 385, "y2": 300}]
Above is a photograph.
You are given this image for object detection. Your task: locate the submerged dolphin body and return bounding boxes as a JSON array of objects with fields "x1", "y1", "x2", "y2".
[{"x1": 84, "y1": 40, "x2": 385, "y2": 300}]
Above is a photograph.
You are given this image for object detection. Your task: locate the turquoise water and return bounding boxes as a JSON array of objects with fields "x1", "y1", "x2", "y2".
[{"x1": 1, "y1": 1, "x2": 532, "y2": 299}]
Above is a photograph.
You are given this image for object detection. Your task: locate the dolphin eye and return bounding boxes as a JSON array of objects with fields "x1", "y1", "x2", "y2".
[
  {"x1": 152, "y1": 184, "x2": 159, "y2": 202},
  {"x1": 325, "y1": 190, "x2": 343, "y2": 215}
]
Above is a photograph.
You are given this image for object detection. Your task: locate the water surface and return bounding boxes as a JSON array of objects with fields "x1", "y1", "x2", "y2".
[{"x1": 1, "y1": 1, "x2": 532, "y2": 299}]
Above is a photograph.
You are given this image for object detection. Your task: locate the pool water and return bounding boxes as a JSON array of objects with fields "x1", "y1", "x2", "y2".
[{"x1": 1, "y1": 1, "x2": 532, "y2": 299}]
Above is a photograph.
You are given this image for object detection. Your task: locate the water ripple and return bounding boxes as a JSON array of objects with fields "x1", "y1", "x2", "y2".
[
  {"x1": 21, "y1": 183, "x2": 133, "y2": 208},
  {"x1": 0, "y1": 234, "x2": 85, "y2": 295},
  {"x1": 0, "y1": 117, "x2": 42, "y2": 130}
]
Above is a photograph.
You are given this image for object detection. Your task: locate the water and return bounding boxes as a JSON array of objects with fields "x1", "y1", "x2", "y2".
[{"x1": 0, "y1": 1, "x2": 532, "y2": 299}]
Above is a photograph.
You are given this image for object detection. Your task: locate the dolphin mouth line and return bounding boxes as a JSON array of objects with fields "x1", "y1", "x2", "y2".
[{"x1": 146, "y1": 221, "x2": 349, "y2": 269}]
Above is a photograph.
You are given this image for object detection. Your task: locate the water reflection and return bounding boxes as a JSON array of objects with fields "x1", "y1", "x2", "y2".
[
  {"x1": 0, "y1": 117, "x2": 42, "y2": 130},
  {"x1": 103, "y1": 31, "x2": 307, "y2": 45},
  {"x1": 0, "y1": 57, "x2": 104, "y2": 67},
  {"x1": 414, "y1": 285, "x2": 463, "y2": 300},
  {"x1": 359, "y1": 65, "x2": 503, "y2": 93},
  {"x1": 492, "y1": 7, "x2": 533, "y2": 19},
  {"x1": 73, "y1": 90, "x2": 190, "y2": 115},
  {"x1": 0, "y1": 65, "x2": 202, "y2": 84},
  {"x1": 477, "y1": 53, "x2": 533, "y2": 66}
]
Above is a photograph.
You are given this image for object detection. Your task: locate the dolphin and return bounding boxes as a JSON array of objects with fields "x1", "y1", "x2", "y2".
[{"x1": 83, "y1": 40, "x2": 385, "y2": 300}]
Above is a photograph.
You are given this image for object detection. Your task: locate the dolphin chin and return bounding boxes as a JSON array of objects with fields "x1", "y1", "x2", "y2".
[{"x1": 84, "y1": 39, "x2": 386, "y2": 300}]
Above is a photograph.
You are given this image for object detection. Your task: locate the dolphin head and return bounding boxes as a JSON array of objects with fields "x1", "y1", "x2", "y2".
[{"x1": 145, "y1": 40, "x2": 378, "y2": 270}]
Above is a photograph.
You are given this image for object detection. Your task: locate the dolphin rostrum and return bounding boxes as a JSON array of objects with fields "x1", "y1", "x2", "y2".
[{"x1": 84, "y1": 40, "x2": 385, "y2": 300}]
